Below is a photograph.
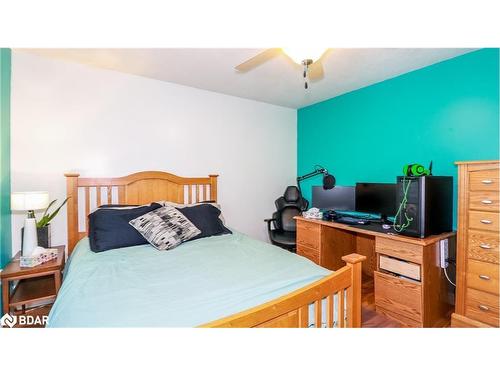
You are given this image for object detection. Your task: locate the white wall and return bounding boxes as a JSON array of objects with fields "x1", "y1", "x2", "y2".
[{"x1": 10, "y1": 51, "x2": 297, "y2": 254}]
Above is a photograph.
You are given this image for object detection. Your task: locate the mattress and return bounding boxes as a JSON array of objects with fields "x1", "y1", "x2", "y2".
[{"x1": 47, "y1": 231, "x2": 331, "y2": 327}]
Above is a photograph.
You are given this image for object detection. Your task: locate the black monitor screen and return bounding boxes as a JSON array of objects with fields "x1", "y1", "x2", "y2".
[
  {"x1": 312, "y1": 186, "x2": 355, "y2": 211},
  {"x1": 355, "y1": 183, "x2": 397, "y2": 216}
]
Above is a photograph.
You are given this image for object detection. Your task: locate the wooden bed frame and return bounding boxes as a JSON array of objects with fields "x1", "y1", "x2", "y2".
[
  {"x1": 64, "y1": 171, "x2": 365, "y2": 328},
  {"x1": 64, "y1": 171, "x2": 219, "y2": 254}
]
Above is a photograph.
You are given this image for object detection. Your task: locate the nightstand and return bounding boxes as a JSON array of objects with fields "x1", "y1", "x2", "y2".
[{"x1": 1, "y1": 245, "x2": 65, "y2": 327}]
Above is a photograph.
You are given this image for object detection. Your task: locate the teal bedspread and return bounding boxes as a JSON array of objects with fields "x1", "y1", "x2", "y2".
[{"x1": 47, "y1": 232, "x2": 331, "y2": 327}]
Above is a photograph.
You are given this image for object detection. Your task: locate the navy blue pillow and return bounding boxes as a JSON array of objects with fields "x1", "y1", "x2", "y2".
[
  {"x1": 177, "y1": 204, "x2": 231, "y2": 241},
  {"x1": 88, "y1": 203, "x2": 162, "y2": 252}
]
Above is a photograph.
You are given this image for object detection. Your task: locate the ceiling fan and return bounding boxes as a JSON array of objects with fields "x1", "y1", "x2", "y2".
[{"x1": 234, "y1": 48, "x2": 329, "y2": 89}]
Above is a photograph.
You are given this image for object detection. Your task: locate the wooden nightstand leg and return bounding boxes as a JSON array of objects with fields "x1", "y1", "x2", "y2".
[
  {"x1": 2, "y1": 279, "x2": 10, "y2": 315},
  {"x1": 54, "y1": 271, "x2": 62, "y2": 293}
]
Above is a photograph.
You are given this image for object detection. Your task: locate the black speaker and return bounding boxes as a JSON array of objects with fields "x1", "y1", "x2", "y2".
[{"x1": 395, "y1": 176, "x2": 453, "y2": 238}]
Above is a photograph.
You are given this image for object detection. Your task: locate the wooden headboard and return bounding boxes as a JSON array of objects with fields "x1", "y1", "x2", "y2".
[{"x1": 64, "y1": 171, "x2": 218, "y2": 254}]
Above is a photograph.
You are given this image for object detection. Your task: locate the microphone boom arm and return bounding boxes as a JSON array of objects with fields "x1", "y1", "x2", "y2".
[{"x1": 297, "y1": 165, "x2": 333, "y2": 195}]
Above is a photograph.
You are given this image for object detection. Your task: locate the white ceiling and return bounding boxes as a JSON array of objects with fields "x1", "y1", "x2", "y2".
[{"x1": 21, "y1": 48, "x2": 475, "y2": 109}]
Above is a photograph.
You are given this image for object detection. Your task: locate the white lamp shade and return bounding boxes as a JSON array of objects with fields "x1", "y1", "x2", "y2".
[
  {"x1": 282, "y1": 47, "x2": 327, "y2": 65},
  {"x1": 11, "y1": 191, "x2": 50, "y2": 211}
]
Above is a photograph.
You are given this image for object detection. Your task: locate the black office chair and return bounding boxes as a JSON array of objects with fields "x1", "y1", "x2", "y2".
[{"x1": 265, "y1": 186, "x2": 309, "y2": 252}]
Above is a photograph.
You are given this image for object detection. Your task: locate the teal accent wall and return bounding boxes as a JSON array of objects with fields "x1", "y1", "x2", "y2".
[
  {"x1": 1, "y1": 48, "x2": 12, "y2": 270},
  {"x1": 298, "y1": 49, "x2": 500, "y2": 227}
]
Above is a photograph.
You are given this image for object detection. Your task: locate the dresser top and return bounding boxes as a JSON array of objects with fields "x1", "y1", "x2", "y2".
[{"x1": 455, "y1": 160, "x2": 499, "y2": 165}]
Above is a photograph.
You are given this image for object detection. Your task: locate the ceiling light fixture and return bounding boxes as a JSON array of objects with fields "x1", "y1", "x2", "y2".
[
  {"x1": 234, "y1": 48, "x2": 329, "y2": 90},
  {"x1": 281, "y1": 47, "x2": 327, "y2": 66},
  {"x1": 282, "y1": 48, "x2": 328, "y2": 89}
]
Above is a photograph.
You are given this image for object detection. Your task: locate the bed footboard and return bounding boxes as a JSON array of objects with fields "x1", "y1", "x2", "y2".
[{"x1": 201, "y1": 253, "x2": 366, "y2": 328}]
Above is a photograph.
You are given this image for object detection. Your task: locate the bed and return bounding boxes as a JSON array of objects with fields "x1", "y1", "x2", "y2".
[{"x1": 48, "y1": 171, "x2": 365, "y2": 328}]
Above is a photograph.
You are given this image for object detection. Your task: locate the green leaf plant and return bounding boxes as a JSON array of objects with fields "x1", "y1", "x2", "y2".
[{"x1": 36, "y1": 197, "x2": 69, "y2": 228}]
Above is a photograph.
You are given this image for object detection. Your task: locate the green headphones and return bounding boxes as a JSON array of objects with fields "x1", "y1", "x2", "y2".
[{"x1": 403, "y1": 162, "x2": 433, "y2": 177}]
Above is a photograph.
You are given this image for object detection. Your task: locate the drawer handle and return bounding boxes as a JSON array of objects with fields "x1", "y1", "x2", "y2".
[
  {"x1": 479, "y1": 275, "x2": 491, "y2": 280},
  {"x1": 480, "y1": 243, "x2": 492, "y2": 249},
  {"x1": 481, "y1": 179, "x2": 493, "y2": 184},
  {"x1": 481, "y1": 199, "x2": 493, "y2": 204},
  {"x1": 480, "y1": 219, "x2": 493, "y2": 224},
  {"x1": 478, "y1": 304, "x2": 490, "y2": 311}
]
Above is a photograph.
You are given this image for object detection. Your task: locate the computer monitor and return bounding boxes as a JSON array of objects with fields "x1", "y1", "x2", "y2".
[
  {"x1": 312, "y1": 185, "x2": 355, "y2": 211},
  {"x1": 355, "y1": 183, "x2": 397, "y2": 217}
]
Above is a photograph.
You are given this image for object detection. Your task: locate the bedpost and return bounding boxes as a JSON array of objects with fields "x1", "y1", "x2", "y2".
[
  {"x1": 65, "y1": 173, "x2": 80, "y2": 255},
  {"x1": 209, "y1": 174, "x2": 218, "y2": 202},
  {"x1": 342, "y1": 253, "x2": 366, "y2": 328}
]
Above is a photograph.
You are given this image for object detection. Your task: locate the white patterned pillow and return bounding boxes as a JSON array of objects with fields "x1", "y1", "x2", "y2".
[{"x1": 129, "y1": 206, "x2": 201, "y2": 250}]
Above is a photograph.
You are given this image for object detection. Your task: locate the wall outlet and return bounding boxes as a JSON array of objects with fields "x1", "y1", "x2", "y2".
[{"x1": 439, "y1": 239, "x2": 449, "y2": 268}]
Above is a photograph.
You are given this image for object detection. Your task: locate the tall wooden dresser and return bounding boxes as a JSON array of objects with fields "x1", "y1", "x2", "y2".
[{"x1": 452, "y1": 161, "x2": 500, "y2": 328}]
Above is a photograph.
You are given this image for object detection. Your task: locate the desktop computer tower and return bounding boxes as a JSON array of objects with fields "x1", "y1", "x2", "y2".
[{"x1": 395, "y1": 176, "x2": 453, "y2": 238}]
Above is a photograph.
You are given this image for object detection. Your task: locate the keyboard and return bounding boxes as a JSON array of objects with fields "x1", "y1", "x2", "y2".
[{"x1": 334, "y1": 216, "x2": 370, "y2": 225}]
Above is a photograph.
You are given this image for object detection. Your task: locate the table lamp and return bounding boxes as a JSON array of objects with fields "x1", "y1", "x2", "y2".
[{"x1": 11, "y1": 191, "x2": 50, "y2": 257}]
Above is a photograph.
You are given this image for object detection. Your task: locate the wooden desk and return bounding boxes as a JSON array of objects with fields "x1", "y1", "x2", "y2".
[{"x1": 295, "y1": 217, "x2": 456, "y2": 327}]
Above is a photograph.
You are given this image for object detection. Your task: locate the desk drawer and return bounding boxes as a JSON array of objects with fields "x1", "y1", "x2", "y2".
[
  {"x1": 296, "y1": 220, "x2": 320, "y2": 250},
  {"x1": 465, "y1": 288, "x2": 499, "y2": 327},
  {"x1": 376, "y1": 306, "x2": 422, "y2": 328},
  {"x1": 375, "y1": 237, "x2": 423, "y2": 264},
  {"x1": 467, "y1": 259, "x2": 499, "y2": 295},
  {"x1": 468, "y1": 211, "x2": 499, "y2": 232},
  {"x1": 379, "y1": 255, "x2": 421, "y2": 281},
  {"x1": 374, "y1": 271, "x2": 422, "y2": 323},
  {"x1": 469, "y1": 191, "x2": 500, "y2": 212},
  {"x1": 297, "y1": 245, "x2": 319, "y2": 265},
  {"x1": 468, "y1": 230, "x2": 499, "y2": 264},
  {"x1": 469, "y1": 168, "x2": 499, "y2": 192}
]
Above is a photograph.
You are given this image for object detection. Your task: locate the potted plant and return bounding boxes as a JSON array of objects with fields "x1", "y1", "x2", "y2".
[{"x1": 21, "y1": 198, "x2": 69, "y2": 249}]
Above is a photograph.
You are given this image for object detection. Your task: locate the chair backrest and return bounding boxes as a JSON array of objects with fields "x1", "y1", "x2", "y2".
[{"x1": 273, "y1": 186, "x2": 309, "y2": 232}]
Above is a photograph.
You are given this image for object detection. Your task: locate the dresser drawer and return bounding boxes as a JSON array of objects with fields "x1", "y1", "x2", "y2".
[
  {"x1": 297, "y1": 245, "x2": 319, "y2": 265},
  {"x1": 467, "y1": 259, "x2": 499, "y2": 295},
  {"x1": 465, "y1": 288, "x2": 499, "y2": 327},
  {"x1": 296, "y1": 220, "x2": 320, "y2": 250},
  {"x1": 469, "y1": 168, "x2": 499, "y2": 192},
  {"x1": 468, "y1": 211, "x2": 499, "y2": 232},
  {"x1": 451, "y1": 313, "x2": 492, "y2": 328},
  {"x1": 469, "y1": 191, "x2": 500, "y2": 212},
  {"x1": 468, "y1": 230, "x2": 499, "y2": 264},
  {"x1": 375, "y1": 237, "x2": 423, "y2": 264},
  {"x1": 374, "y1": 271, "x2": 422, "y2": 322},
  {"x1": 379, "y1": 255, "x2": 421, "y2": 281}
]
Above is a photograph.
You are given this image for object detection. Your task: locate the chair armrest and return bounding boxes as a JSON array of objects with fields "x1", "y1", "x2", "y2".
[{"x1": 264, "y1": 218, "x2": 276, "y2": 231}]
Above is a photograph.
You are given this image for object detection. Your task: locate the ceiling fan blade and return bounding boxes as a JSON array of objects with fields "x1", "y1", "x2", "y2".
[
  {"x1": 234, "y1": 48, "x2": 282, "y2": 72},
  {"x1": 308, "y1": 61, "x2": 324, "y2": 81}
]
